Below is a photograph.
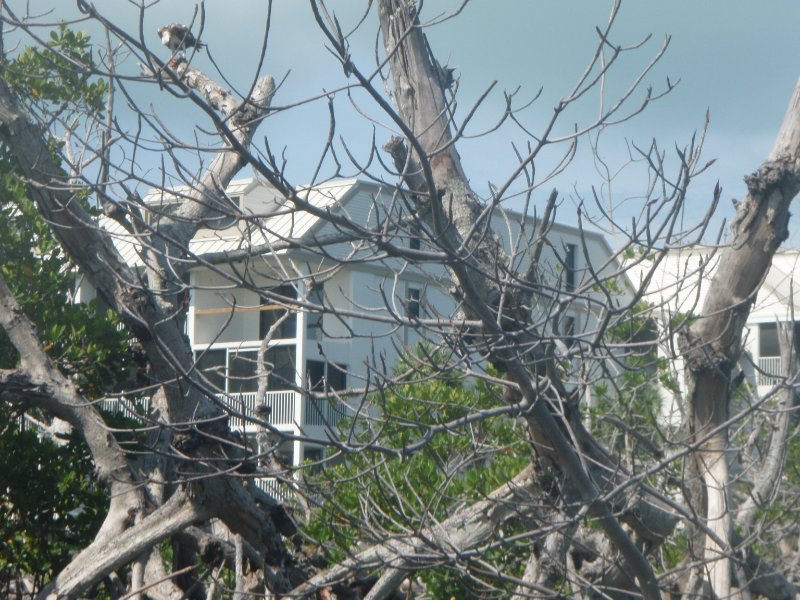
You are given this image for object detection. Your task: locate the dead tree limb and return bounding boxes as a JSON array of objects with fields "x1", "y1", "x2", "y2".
[{"x1": 680, "y1": 77, "x2": 800, "y2": 597}]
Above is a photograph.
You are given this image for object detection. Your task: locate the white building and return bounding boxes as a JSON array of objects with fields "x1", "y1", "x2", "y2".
[
  {"x1": 83, "y1": 178, "x2": 621, "y2": 472},
  {"x1": 626, "y1": 247, "x2": 800, "y2": 422}
]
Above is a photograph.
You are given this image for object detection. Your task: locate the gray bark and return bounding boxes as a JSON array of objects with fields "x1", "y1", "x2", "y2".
[
  {"x1": 0, "y1": 28, "x2": 288, "y2": 599},
  {"x1": 680, "y1": 77, "x2": 800, "y2": 597},
  {"x1": 39, "y1": 492, "x2": 207, "y2": 599},
  {"x1": 368, "y1": 1, "x2": 668, "y2": 596},
  {"x1": 287, "y1": 465, "x2": 538, "y2": 597}
]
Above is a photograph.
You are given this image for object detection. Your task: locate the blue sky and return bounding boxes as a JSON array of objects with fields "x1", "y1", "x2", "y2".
[{"x1": 16, "y1": 0, "x2": 800, "y2": 245}]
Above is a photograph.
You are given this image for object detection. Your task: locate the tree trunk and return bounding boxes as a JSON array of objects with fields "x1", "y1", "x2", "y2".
[
  {"x1": 370, "y1": 1, "x2": 664, "y2": 596},
  {"x1": 681, "y1": 77, "x2": 800, "y2": 597}
]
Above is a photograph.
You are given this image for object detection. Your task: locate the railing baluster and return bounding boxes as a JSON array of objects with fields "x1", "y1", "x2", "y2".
[
  {"x1": 758, "y1": 356, "x2": 783, "y2": 386},
  {"x1": 214, "y1": 391, "x2": 346, "y2": 431}
]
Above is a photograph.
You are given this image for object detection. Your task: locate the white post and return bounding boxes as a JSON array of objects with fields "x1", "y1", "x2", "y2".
[
  {"x1": 186, "y1": 270, "x2": 196, "y2": 345},
  {"x1": 292, "y1": 275, "x2": 307, "y2": 469}
]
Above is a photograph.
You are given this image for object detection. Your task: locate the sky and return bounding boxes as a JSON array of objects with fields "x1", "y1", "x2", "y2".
[{"x1": 12, "y1": 0, "x2": 800, "y2": 246}]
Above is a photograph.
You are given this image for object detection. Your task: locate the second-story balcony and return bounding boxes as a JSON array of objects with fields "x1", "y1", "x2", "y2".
[{"x1": 97, "y1": 390, "x2": 345, "y2": 434}]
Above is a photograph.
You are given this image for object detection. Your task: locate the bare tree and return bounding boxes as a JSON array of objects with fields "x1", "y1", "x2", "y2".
[{"x1": 1, "y1": 1, "x2": 799, "y2": 599}]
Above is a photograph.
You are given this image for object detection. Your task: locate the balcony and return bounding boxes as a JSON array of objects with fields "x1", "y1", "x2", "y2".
[
  {"x1": 218, "y1": 390, "x2": 344, "y2": 431},
  {"x1": 96, "y1": 391, "x2": 345, "y2": 432}
]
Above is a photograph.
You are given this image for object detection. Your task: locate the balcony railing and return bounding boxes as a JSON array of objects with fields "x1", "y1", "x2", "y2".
[
  {"x1": 218, "y1": 390, "x2": 345, "y2": 430},
  {"x1": 254, "y1": 477, "x2": 324, "y2": 507},
  {"x1": 219, "y1": 391, "x2": 294, "y2": 429},
  {"x1": 95, "y1": 391, "x2": 345, "y2": 431},
  {"x1": 99, "y1": 396, "x2": 151, "y2": 421},
  {"x1": 758, "y1": 356, "x2": 783, "y2": 386},
  {"x1": 254, "y1": 477, "x2": 295, "y2": 504}
]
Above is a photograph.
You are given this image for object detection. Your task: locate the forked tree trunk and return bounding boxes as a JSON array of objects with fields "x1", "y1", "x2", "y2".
[
  {"x1": 370, "y1": 1, "x2": 664, "y2": 597},
  {"x1": 0, "y1": 36, "x2": 288, "y2": 599},
  {"x1": 681, "y1": 78, "x2": 800, "y2": 598}
]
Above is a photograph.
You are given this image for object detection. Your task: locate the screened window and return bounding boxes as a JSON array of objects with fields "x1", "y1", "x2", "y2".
[
  {"x1": 304, "y1": 447, "x2": 324, "y2": 473},
  {"x1": 407, "y1": 287, "x2": 421, "y2": 319},
  {"x1": 565, "y1": 244, "x2": 577, "y2": 292},
  {"x1": 196, "y1": 348, "x2": 226, "y2": 391},
  {"x1": 194, "y1": 345, "x2": 296, "y2": 393},
  {"x1": 306, "y1": 360, "x2": 326, "y2": 391},
  {"x1": 306, "y1": 360, "x2": 347, "y2": 391},
  {"x1": 259, "y1": 285, "x2": 297, "y2": 340},
  {"x1": 307, "y1": 282, "x2": 325, "y2": 340},
  {"x1": 265, "y1": 345, "x2": 296, "y2": 390},
  {"x1": 759, "y1": 323, "x2": 780, "y2": 357},
  {"x1": 327, "y1": 363, "x2": 347, "y2": 391},
  {"x1": 228, "y1": 349, "x2": 258, "y2": 394}
]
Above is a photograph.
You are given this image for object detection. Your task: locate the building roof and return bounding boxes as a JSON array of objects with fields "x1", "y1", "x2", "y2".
[
  {"x1": 106, "y1": 178, "x2": 358, "y2": 267},
  {"x1": 106, "y1": 177, "x2": 616, "y2": 270}
]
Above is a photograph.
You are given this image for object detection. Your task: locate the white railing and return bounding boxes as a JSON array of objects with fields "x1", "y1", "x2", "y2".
[
  {"x1": 98, "y1": 396, "x2": 151, "y2": 421},
  {"x1": 219, "y1": 391, "x2": 348, "y2": 430},
  {"x1": 254, "y1": 477, "x2": 324, "y2": 508},
  {"x1": 304, "y1": 397, "x2": 345, "y2": 427},
  {"x1": 758, "y1": 356, "x2": 783, "y2": 386},
  {"x1": 254, "y1": 477, "x2": 295, "y2": 504},
  {"x1": 97, "y1": 390, "x2": 346, "y2": 431},
  {"x1": 219, "y1": 390, "x2": 296, "y2": 430}
]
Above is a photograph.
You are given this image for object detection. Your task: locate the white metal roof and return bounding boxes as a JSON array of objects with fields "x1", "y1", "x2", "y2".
[
  {"x1": 105, "y1": 177, "x2": 617, "y2": 273},
  {"x1": 105, "y1": 178, "x2": 358, "y2": 267}
]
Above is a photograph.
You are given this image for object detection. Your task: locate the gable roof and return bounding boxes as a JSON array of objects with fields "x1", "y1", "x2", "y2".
[
  {"x1": 105, "y1": 178, "x2": 359, "y2": 266},
  {"x1": 104, "y1": 178, "x2": 616, "y2": 270}
]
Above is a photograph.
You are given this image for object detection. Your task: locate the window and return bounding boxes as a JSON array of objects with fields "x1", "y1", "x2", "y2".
[
  {"x1": 195, "y1": 345, "x2": 296, "y2": 394},
  {"x1": 407, "y1": 287, "x2": 421, "y2": 319},
  {"x1": 759, "y1": 323, "x2": 780, "y2": 357},
  {"x1": 228, "y1": 349, "x2": 258, "y2": 394},
  {"x1": 327, "y1": 363, "x2": 347, "y2": 391},
  {"x1": 207, "y1": 195, "x2": 241, "y2": 229},
  {"x1": 303, "y1": 447, "x2": 324, "y2": 473},
  {"x1": 264, "y1": 345, "x2": 296, "y2": 391},
  {"x1": 306, "y1": 360, "x2": 347, "y2": 391},
  {"x1": 564, "y1": 244, "x2": 577, "y2": 292},
  {"x1": 196, "y1": 348, "x2": 226, "y2": 391},
  {"x1": 306, "y1": 360, "x2": 326, "y2": 391},
  {"x1": 144, "y1": 201, "x2": 179, "y2": 226},
  {"x1": 307, "y1": 282, "x2": 324, "y2": 340},
  {"x1": 259, "y1": 308, "x2": 296, "y2": 340},
  {"x1": 758, "y1": 322, "x2": 800, "y2": 358}
]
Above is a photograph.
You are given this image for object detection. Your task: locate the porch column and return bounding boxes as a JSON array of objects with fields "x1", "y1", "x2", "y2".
[
  {"x1": 292, "y1": 276, "x2": 307, "y2": 468},
  {"x1": 186, "y1": 270, "x2": 196, "y2": 344}
]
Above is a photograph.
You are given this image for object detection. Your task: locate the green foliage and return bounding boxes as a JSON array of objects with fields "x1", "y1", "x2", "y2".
[
  {"x1": 0, "y1": 173, "x2": 131, "y2": 393},
  {"x1": 0, "y1": 411, "x2": 107, "y2": 589},
  {"x1": 0, "y1": 26, "x2": 128, "y2": 592},
  {"x1": 4, "y1": 24, "x2": 107, "y2": 114},
  {"x1": 305, "y1": 366, "x2": 530, "y2": 597},
  {"x1": 592, "y1": 302, "x2": 664, "y2": 455},
  {"x1": 0, "y1": 22, "x2": 130, "y2": 394},
  {"x1": 661, "y1": 528, "x2": 690, "y2": 570}
]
